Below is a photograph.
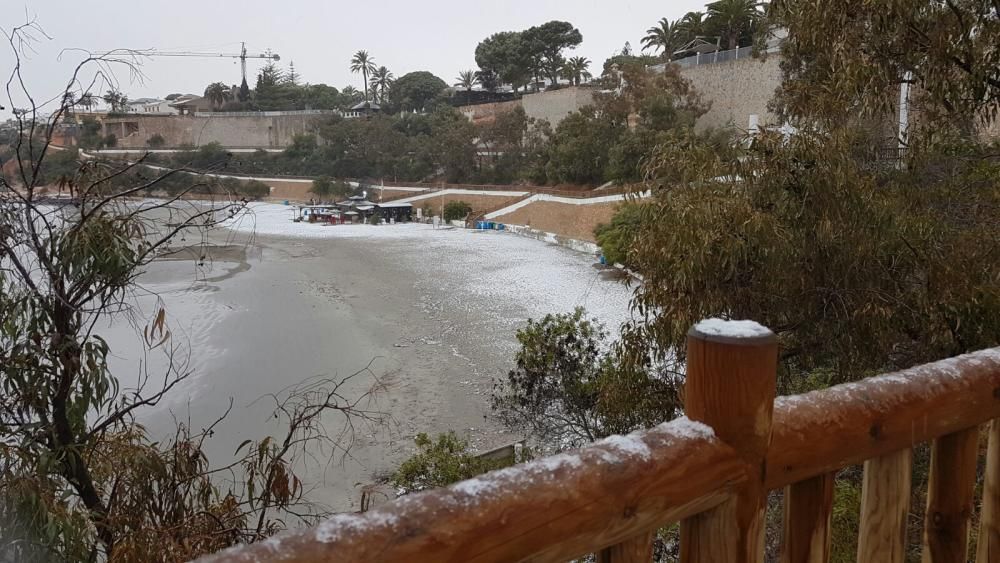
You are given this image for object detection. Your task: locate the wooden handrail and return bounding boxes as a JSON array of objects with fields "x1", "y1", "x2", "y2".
[
  {"x1": 198, "y1": 418, "x2": 746, "y2": 563},
  {"x1": 198, "y1": 330, "x2": 1000, "y2": 563},
  {"x1": 766, "y1": 348, "x2": 1000, "y2": 489}
]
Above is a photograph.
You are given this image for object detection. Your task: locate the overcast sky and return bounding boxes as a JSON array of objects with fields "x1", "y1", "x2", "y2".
[{"x1": 2, "y1": 0, "x2": 705, "y2": 117}]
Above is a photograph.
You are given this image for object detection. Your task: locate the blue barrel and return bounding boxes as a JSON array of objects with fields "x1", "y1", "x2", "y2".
[
  {"x1": 599, "y1": 255, "x2": 607, "y2": 265},
  {"x1": 283, "y1": 200, "x2": 289, "y2": 205},
  {"x1": 496, "y1": 223, "x2": 505, "y2": 231}
]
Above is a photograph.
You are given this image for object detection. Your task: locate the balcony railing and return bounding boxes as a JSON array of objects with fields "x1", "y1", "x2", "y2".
[
  {"x1": 199, "y1": 320, "x2": 1000, "y2": 563},
  {"x1": 673, "y1": 46, "x2": 755, "y2": 68}
]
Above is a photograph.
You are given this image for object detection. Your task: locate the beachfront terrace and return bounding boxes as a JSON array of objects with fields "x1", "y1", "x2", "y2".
[{"x1": 200, "y1": 319, "x2": 1000, "y2": 563}]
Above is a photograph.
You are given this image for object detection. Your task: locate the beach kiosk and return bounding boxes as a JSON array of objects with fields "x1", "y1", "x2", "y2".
[{"x1": 296, "y1": 205, "x2": 343, "y2": 224}]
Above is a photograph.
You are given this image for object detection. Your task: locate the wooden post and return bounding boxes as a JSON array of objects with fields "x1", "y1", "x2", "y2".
[
  {"x1": 857, "y1": 449, "x2": 912, "y2": 563},
  {"x1": 596, "y1": 531, "x2": 654, "y2": 563},
  {"x1": 922, "y1": 426, "x2": 979, "y2": 563},
  {"x1": 782, "y1": 473, "x2": 835, "y2": 563},
  {"x1": 680, "y1": 320, "x2": 777, "y2": 563},
  {"x1": 978, "y1": 420, "x2": 1000, "y2": 563}
]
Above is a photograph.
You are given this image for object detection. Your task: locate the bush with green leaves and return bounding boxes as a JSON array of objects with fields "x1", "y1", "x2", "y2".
[
  {"x1": 311, "y1": 176, "x2": 334, "y2": 198},
  {"x1": 539, "y1": 61, "x2": 709, "y2": 186},
  {"x1": 442, "y1": 200, "x2": 472, "y2": 221},
  {"x1": 593, "y1": 202, "x2": 643, "y2": 267},
  {"x1": 620, "y1": 126, "x2": 1000, "y2": 389},
  {"x1": 239, "y1": 179, "x2": 271, "y2": 199},
  {"x1": 492, "y1": 308, "x2": 680, "y2": 449},
  {"x1": 392, "y1": 433, "x2": 527, "y2": 495},
  {"x1": 310, "y1": 176, "x2": 353, "y2": 200},
  {"x1": 78, "y1": 117, "x2": 103, "y2": 150},
  {"x1": 146, "y1": 133, "x2": 166, "y2": 148},
  {"x1": 17, "y1": 146, "x2": 82, "y2": 187}
]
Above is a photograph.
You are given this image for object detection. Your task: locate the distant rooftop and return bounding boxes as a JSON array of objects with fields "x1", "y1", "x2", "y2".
[{"x1": 349, "y1": 101, "x2": 380, "y2": 111}]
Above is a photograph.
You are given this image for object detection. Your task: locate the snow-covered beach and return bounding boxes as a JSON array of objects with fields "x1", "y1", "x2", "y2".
[
  {"x1": 110, "y1": 201, "x2": 635, "y2": 512},
  {"x1": 226, "y1": 202, "x2": 635, "y2": 340}
]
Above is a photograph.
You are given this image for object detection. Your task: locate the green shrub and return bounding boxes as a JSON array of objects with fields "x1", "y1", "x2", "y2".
[
  {"x1": 239, "y1": 179, "x2": 271, "y2": 199},
  {"x1": 593, "y1": 202, "x2": 643, "y2": 267},
  {"x1": 311, "y1": 176, "x2": 334, "y2": 197},
  {"x1": 146, "y1": 134, "x2": 166, "y2": 148},
  {"x1": 79, "y1": 117, "x2": 103, "y2": 149},
  {"x1": 492, "y1": 307, "x2": 680, "y2": 448},
  {"x1": 392, "y1": 432, "x2": 525, "y2": 495},
  {"x1": 443, "y1": 200, "x2": 472, "y2": 221}
]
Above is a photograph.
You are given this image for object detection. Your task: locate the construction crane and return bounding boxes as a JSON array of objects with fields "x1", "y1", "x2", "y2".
[{"x1": 145, "y1": 43, "x2": 280, "y2": 85}]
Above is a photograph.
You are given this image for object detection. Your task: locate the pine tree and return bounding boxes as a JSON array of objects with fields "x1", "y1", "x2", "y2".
[
  {"x1": 238, "y1": 77, "x2": 250, "y2": 102},
  {"x1": 285, "y1": 61, "x2": 300, "y2": 86}
]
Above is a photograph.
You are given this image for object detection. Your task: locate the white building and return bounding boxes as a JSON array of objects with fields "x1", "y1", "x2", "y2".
[{"x1": 124, "y1": 98, "x2": 178, "y2": 115}]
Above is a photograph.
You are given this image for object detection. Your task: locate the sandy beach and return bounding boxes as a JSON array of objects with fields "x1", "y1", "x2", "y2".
[{"x1": 102, "y1": 202, "x2": 635, "y2": 512}]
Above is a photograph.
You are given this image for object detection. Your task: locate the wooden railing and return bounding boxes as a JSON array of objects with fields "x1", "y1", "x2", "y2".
[{"x1": 199, "y1": 321, "x2": 1000, "y2": 563}]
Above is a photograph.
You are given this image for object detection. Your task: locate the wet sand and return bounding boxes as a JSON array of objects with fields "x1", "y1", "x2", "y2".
[{"x1": 102, "y1": 211, "x2": 632, "y2": 513}]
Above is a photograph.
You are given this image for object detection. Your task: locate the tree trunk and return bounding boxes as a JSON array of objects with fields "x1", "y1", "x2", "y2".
[{"x1": 52, "y1": 304, "x2": 115, "y2": 557}]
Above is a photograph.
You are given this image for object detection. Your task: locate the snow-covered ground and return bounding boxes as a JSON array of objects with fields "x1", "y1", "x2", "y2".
[{"x1": 225, "y1": 203, "x2": 636, "y2": 337}]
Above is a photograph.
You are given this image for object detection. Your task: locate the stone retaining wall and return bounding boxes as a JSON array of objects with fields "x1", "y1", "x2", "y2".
[
  {"x1": 679, "y1": 55, "x2": 783, "y2": 131},
  {"x1": 102, "y1": 113, "x2": 327, "y2": 149}
]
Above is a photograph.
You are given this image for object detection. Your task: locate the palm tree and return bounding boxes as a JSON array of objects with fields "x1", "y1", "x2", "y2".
[
  {"x1": 560, "y1": 57, "x2": 592, "y2": 86},
  {"x1": 454, "y1": 70, "x2": 477, "y2": 91},
  {"x1": 706, "y1": 0, "x2": 761, "y2": 50},
  {"x1": 340, "y1": 85, "x2": 363, "y2": 109},
  {"x1": 642, "y1": 18, "x2": 684, "y2": 58},
  {"x1": 62, "y1": 92, "x2": 76, "y2": 115},
  {"x1": 350, "y1": 50, "x2": 377, "y2": 105},
  {"x1": 103, "y1": 90, "x2": 127, "y2": 113},
  {"x1": 341, "y1": 85, "x2": 362, "y2": 104},
  {"x1": 369, "y1": 66, "x2": 394, "y2": 105},
  {"x1": 203, "y1": 82, "x2": 230, "y2": 108},
  {"x1": 78, "y1": 92, "x2": 96, "y2": 112},
  {"x1": 677, "y1": 11, "x2": 708, "y2": 44}
]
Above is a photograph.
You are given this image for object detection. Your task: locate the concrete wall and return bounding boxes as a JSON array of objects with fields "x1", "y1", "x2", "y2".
[
  {"x1": 459, "y1": 100, "x2": 523, "y2": 126},
  {"x1": 102, "y1": 113, "x2": 328, "y2": 149},
  {"x1": 456, "y1": 62, "x2": 781, "y2": 134},
  {"x1": 456, "y1": 86, "x2": 597, "y2": 128},
  {"x1": 521, "y1": 87, "x2": 596, "y2": 127},
  {"x1": 679, "y1": 55, "x2": 783, "y2": 131}
]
